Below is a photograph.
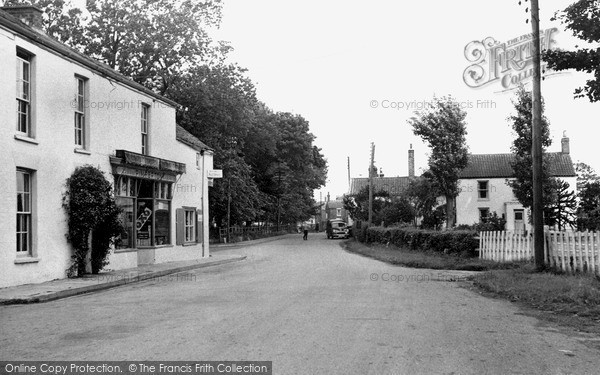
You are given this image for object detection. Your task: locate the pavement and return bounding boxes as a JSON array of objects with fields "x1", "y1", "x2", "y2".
[{"x1": 0, "y1": 235, "x2": 291, "y2": 305}]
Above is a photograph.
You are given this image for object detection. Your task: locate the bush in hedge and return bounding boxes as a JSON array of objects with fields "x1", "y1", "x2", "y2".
[{"x1": 360, "y1": 226, "x2": 478, "y2": 256}]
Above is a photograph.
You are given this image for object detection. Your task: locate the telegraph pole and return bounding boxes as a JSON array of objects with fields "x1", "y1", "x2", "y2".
[
  {"x1": 227, "y1": 177, "x2": 231, "y2": 243},
  {"x1": 347, "y1": 156, "x2": 351, "y2": 191},
  {"x1": 531, "y1": 0, "x2": 545, "y2": 270},
  {"x1": 368, "y1": 143, "x2": 375, "y2": 226}
]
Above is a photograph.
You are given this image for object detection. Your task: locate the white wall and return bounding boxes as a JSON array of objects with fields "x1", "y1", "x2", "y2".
[
  {"x1": 457, "y1": 176, "x2": 578, "y2": 231},
  {"x1": 456, "y1": 178, "x2": 516, "y2": 227},
  {"x1": 0, "y1": 27, "x2": 211, "y2": 287}
]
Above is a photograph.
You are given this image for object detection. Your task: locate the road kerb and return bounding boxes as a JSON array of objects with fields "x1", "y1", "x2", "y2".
[{"x1": 0, "y1": 256, "x2": 247, "y2": 305}]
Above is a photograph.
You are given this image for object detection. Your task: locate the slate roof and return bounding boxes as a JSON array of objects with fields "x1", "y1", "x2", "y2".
[
  {"x1": 459, "y1": 152, "x2": 576, "y2": 179},
  {"x1": 349, "y1": 176, "x2": 412, "y2": 196},
  {"x1": 0, "y1": 8, "x2": 178, "y2": 107},
  {"x1": 176, "y1": 125, "x2": 213, "y2": 152},
  {"x1": 326, "y1": 200, "x2": 344, "y2": 209}
]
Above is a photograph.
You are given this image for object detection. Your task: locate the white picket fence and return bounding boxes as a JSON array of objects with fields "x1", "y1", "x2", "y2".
[{"x1": 479, "y1": 230, "x2": 600, "y2": 275}]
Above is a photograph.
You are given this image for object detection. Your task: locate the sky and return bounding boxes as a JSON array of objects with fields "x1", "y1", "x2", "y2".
[{"x1": 212, "y1": 0, "x2": 598, "y2": 202}]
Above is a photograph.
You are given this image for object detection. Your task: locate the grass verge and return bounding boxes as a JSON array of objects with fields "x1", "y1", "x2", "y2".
[
  {"x1": 342, "y1": 239, "x2": 523, "y2": 271},
  {"x1": 343, "y1": 238, "x2": 600, "y2": 338},
  {"x1": 472, "y1": 266, "x2": 600, "y2": 336}
]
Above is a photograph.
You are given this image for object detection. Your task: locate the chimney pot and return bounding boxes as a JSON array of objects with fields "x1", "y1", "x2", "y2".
[
  {"x1": 1, "y1": 5, "x2": 44, "y2": 32},
  {"x1": 408, "y1": 146, "x2": 415, "y2": 178},
  {"x1": 561, "y1": 131, "x2": 570, "y2": 154}
]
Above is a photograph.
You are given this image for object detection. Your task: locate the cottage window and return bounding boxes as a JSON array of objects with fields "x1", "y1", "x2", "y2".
[
  {"x1": 16, "y1": 49, "x2": 32, "y2": 136},
  {"x1": 16, "y1": 169, "x2": 33, "y2": 255},
  {"x1": 184, "y1": 209, "x2": 196, "y2": 242},
  {"x1": 479, "y1": 207, "x2": 490, "y2": 222},
  {"x1": 141, "y1": 104, "x2": 150, "y2": 155},
  {"x1": 478, "y1": 180, "x2": 489, "y2": 200},
  {"x1": 74, "y1": 76, "x2": 87, "y2": 147},
  {"x1": 336, "y1": 208, "x2": 342, "y2": 217}
]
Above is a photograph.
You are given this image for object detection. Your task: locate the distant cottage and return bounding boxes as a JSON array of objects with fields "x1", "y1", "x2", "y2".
[
  {"x1": 456, "y1": 133, "x2": 576, "y2": 231},
  {"x1": 348, "y1": 136, "x2": 577, "y2": 232}
]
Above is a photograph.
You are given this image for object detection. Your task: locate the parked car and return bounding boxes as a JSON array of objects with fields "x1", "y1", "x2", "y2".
[{"x1": 326, "y1": 219, "x2": 349, "y2": 239}]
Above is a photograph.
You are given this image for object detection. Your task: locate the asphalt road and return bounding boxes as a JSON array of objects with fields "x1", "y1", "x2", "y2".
[{"x1": 1, "y1": 232, "x2": 599, "y2": 374}]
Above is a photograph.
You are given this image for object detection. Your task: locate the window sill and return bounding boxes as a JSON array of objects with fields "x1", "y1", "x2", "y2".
[
  {"x1": 115, "y1": 244, "x2": 174, "y2": 253},
  {"x1": 477, "y1": 198, "x2": 490, "y2": 202},
  {"x1": 74, "y1": 148, "x2": 91, "y2": 155},
  {"x1": 14, "y1": 257, "x2": 40, "y2": 264},
  {"x1": 114, "y1": 248, "x2": 137, "y2": 254},
  {"x1": 138, "y1": 244, "x2": 174, "y2": 249},
  {"x1": 182, "y1": 242, "x2": 198, "y2": 247},
  {"x1": 14, "y1": 134, "x2": 38, "y2": 145}
]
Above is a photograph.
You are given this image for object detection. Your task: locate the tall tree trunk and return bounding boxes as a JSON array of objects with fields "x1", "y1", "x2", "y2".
[{"x1": 446, "y1": 195, "x2": 456, "y2": 229}]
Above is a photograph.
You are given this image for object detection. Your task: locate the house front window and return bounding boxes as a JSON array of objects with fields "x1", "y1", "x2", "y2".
[
  {"x1": 141, "y1": 104, "x2": 149, "y2": 155},
  {"x1": 336, "y1": 208, "x2": 341, "y2": 217},
  {"x1": 478, "y1": 180, "x2": 489, "y2": 200},
  {"x1": 479, "y1": 207, "x2": 490, "y2": 222},
  {"x1": 16, "y1": 50, "x2": 32, "y2": 136},
  {"x1": 184, "y1": 209, "x2": 196, "y2": 242},
  {"x1": 74, "y1": 76, "x2": 87, "y2": 147},
  {"x1": 16, "y1": 169, "x2": 33, "y2": 255}
]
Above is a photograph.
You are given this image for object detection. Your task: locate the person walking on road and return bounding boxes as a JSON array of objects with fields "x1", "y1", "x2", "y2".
[{"x1": 303, "y1": 226, "x2": 308, "y2": 240}]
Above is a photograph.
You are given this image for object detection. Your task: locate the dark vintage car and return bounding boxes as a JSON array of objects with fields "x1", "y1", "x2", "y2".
[{"x1": 326, "y1": 219, "x2": 349, "y2": 239}]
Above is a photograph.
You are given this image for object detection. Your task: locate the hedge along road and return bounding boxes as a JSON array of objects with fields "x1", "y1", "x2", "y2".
[{"x1": 1, "y1": 232, "x2": 598, "y2": 374}]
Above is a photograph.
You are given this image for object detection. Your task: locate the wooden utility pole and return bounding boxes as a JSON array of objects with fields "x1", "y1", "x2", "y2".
[
  {"x1": 227, "y1": 177, "x2": 231, "y2": 243},
  {"x1": 368, "y1": 143, "x2": 375, "y2": 226},
  {"x1": 347, "y1": 156, "x2": 351, "y2": 191},
  {"x1": 531, "y1": 0, "x2": 545, "y2": 270}
]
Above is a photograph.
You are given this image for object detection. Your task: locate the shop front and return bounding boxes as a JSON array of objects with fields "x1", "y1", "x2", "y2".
[{"x1": 110, "y1": 150, "x2": 186, "y2": 265}]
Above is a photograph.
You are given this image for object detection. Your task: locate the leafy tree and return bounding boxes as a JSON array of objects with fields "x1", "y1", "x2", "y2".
[
  {"x1": 5, "y1": 0, "x2": 227, "y2": 95},
  {"x1": 343, "y1": 187, "x2": 391, "y2": 224},
  {"x1": 409, "y1": 96, "x2": 469, "y2": 228},
  {"x1": 241, "y1": 108, "x2": 327, "y2": 226},
  {"x1": 542, "y1": 0, "x2": 600, "y2": 102},
  {"x1": 544, "y1": 179, "x2": 577, "y2": 230},
  {"x1": 3, "y1": 0, "x2": 87, "y2": 47},
  {"x1": 507, "y1": 86, "x2": 555, "y2": 210},
  {"x1": 377, "y1": 197, "x2": 415, "y2": 226},
  {"x1": 576, "y1": 181, "x2": 600, "y2": 230},
  {"x1": 170, "y1": 64, "x2": 263, "y2": 226},
  {"x1": 269, "y1": 112, "x2": 327, "y2": 224},
  {"x1": 405, "y1": 174, "x2": 444, "y2": 229},
  {"x1": 85, "y1": 0, "x2": 225, "y2": 94},
  {"x1": 171, "y1": 65, "x2": 327, "y2": 228},
  {"x1": 575, "y1": 161, "x2": 600, "y2": 191}
]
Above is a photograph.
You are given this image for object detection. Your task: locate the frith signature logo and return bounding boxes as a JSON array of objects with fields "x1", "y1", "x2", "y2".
[{"x1": 463, "y1": 28, "x2": 559, "y2": 90}]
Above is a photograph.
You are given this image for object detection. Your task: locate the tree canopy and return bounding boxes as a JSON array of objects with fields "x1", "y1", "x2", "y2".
[
  {"x1": 4, "y1": 0, "x2": 227, "y2": 95},
  {"x1": 507, "y1": 86, "x2": 554, "y2": 210},
  {"x1": 542, "y1": 0, "x2": 600, "y2": 102},
  {"x1": 343, "y1": 187, "x2": 414, "y2": 226},
  {"x1": 409, "y1": 96, "x2": 469, "y2": 228},
  {"x1": 170, "y1": 65, "x2": 327, "y2": 227}
]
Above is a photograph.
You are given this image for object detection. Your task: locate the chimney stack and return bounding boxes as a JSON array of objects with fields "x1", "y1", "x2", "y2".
[
  {"x1": 1, "y1": 5, "x2": 44, "y2": 32},
  {"x1": 408, "y1": 144, "x2": 415, "y2": 177},
  {"x1": 561, "y1": 131, "x2": 570, "y2": 154}
]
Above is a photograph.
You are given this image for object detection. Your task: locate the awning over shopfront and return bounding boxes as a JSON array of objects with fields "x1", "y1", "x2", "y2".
[{"x1": 110, "y1": 150, "x2": 186, "y2": 182}]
